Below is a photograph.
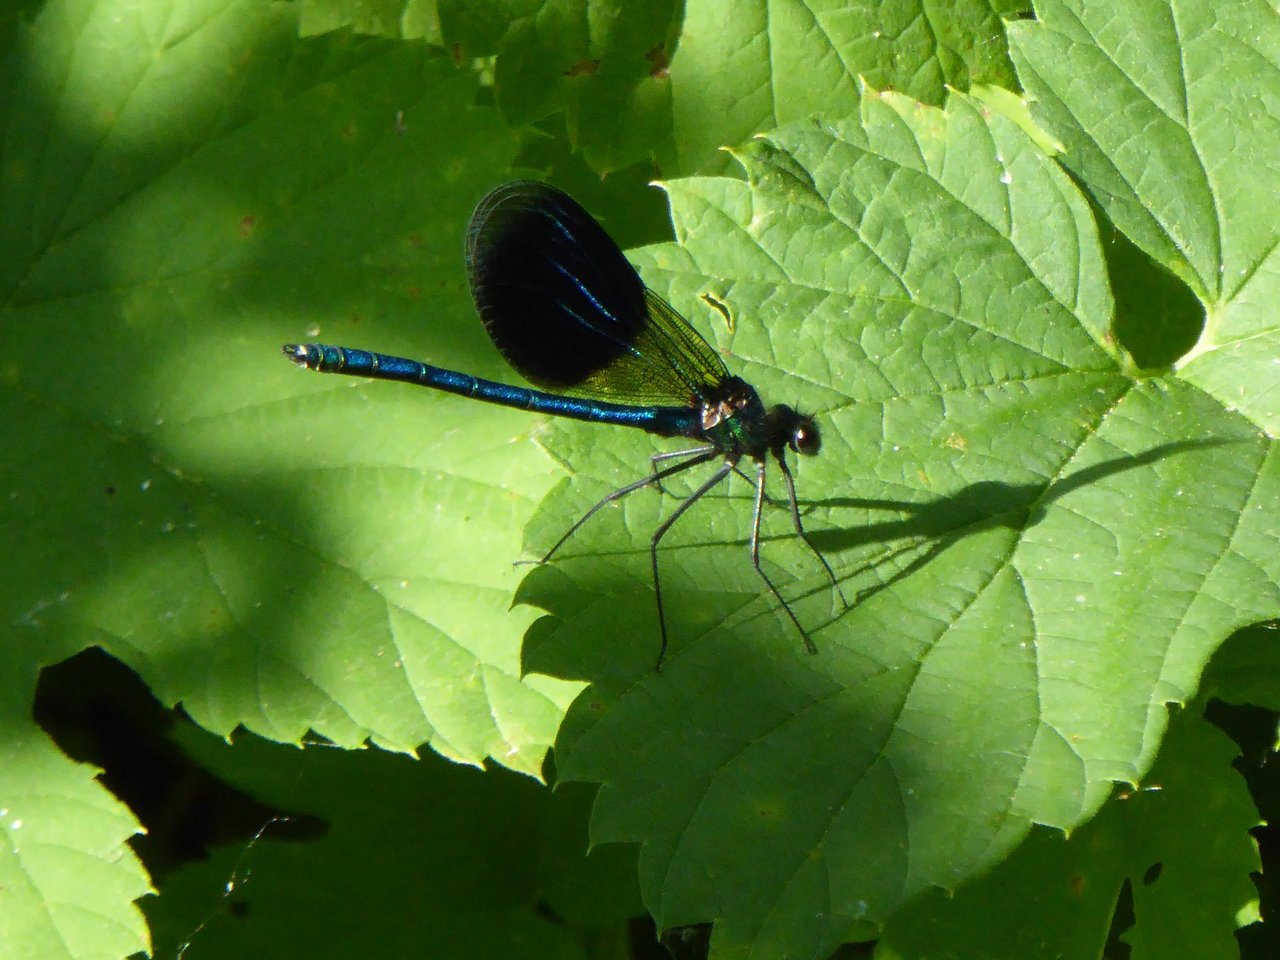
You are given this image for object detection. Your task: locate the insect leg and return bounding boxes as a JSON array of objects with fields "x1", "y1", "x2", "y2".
[
  {"x1": 751, "y1": 460, "x2": 818, "y2": 654},
  {"x1": 773, "y1": 450, "x2": 847, "y2": 608},
  {"x1": 648, "y1": 460, "x2": 734, "y2": 669},
  {"x1": 649, "y1": 444, "x2": 716, "y2": 498},
  {"x1": 524, "y1": 451, "x2": 719, "y2": 566}
]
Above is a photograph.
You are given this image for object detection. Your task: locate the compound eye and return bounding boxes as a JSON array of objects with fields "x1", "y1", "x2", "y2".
[{"x1": 790, "y1": 417, "x2": 821, "y2": 456}]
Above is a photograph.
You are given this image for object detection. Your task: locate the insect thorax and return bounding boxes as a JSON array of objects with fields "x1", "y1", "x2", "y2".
[{"x1": 699, "y1": 375, "x2": 770, "y2": 460}]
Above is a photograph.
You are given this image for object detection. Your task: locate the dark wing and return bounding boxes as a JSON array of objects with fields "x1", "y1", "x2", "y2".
[{"x1": 465, "y1": 181, "x2": 728, "y2": 407}]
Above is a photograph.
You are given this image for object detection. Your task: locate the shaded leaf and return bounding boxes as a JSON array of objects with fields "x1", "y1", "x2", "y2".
[
  {"x1": 878, "y1": 706, "x2": 1263, "y2": 960},
  {"x1": 143, "y1": 724, "x2": 641, "y2": 958},
  {"x1": 0, "y1": 2, "x2": 577, "y2": 954}
]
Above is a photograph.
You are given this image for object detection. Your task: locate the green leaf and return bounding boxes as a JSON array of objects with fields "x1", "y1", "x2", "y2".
[
  {"x1": 6, "y1": 2, "x2": 1278, "y2": 958},
  {"x1": 519, "y1": 85, "x2": 1277, "y2": 958},
  {"x1": 298, "y1": 0, "x2": 443, "y2": 41},
  {"x1": 0, "y1": 722, "x2": 152, "y2": 960},
  {"x1": 437, "y1": 0, "x2": 681, "y2": 174},
  {"x1": 1009, "y1": 0, "x2": 1280, "y2": 428},
  {"x1": 429, "y1": 0, "x2": 1034, "y2": 178},
  {"x1": 671, "y1": 0, "x2": 1027, "y2": 173},
  {"x1": 2, "y1": 0, "x2": 575, "y2": 766}
]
